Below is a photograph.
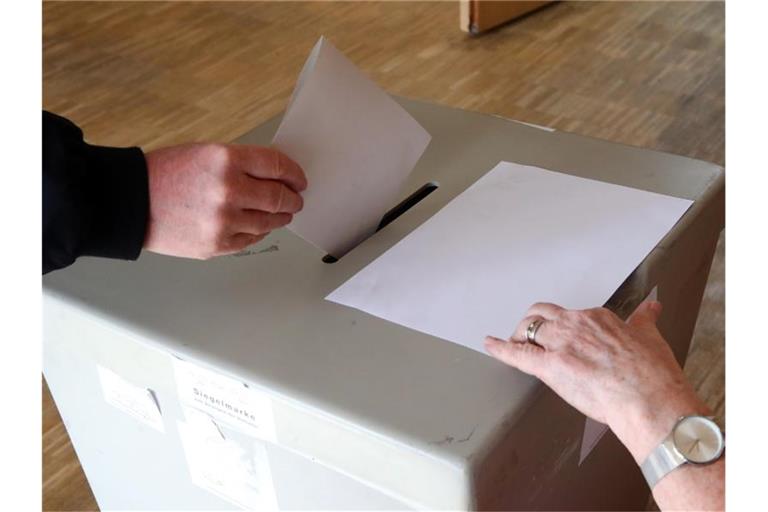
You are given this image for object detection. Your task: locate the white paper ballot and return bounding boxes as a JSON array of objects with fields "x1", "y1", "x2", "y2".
[
  {"x1": 273, "y1": 37, "x2": 431, "y2": 257},
  {"x1": 327, "y1": 162, "x2": 692, "y2": 354}
]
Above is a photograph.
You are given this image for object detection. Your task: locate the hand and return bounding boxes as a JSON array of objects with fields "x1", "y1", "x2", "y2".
[
  {"x1": 143, "y1": 143, "x2": 307, "y2": 259},
  {"x1": 484, "y1": 301, "x2": 709, "y2": 463}
]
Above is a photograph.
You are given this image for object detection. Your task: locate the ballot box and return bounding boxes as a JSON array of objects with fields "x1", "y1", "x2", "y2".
[{"x1": 43, "y1": 99, "x2": 724, "y2": 510}]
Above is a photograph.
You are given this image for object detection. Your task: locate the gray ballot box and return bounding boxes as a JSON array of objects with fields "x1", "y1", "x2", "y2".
[{"x1": 43, "y1": 99, "x2": 723, "y2": 510}]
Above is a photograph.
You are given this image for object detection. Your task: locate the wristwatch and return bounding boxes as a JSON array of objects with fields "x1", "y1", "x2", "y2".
[{"x1": 640, "y1": 414, "x2": 724, "y2": 488}]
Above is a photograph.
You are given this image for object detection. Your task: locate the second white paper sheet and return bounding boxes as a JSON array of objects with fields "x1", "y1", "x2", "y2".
[
  {"x1": 273, "y1": 37, "x2": 431, "y2": 257},
  {"x1": 327, "y1": 162, "x2": 692, "y2": 354}
]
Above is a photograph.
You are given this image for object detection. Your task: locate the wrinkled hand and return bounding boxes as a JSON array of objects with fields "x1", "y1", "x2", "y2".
[
  {"x1": 484, "y1": 301, "x2": 709, "y2": 463},
  {"x1": 143, "y1": 143, "x2": 307, "y2": 259}
]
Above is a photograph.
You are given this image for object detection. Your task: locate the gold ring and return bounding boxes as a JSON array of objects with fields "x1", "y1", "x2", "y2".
[{"x1": 525, "y1": 318, "x2": 545, "y2": 344}]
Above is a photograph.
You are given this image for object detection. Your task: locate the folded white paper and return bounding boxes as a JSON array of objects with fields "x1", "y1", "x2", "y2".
[
  {"x1": 273, "y1": 37, "x2": 431, "y2": 257},
  {"x1": 579, "y1": 416, "x2": 610, "y2": 466},
  {"x1": 327, "y1": 162, "x2": 692, "y2": 354}
]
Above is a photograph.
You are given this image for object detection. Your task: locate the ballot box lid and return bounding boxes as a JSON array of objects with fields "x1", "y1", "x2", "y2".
[{"x1": 43, "y1": 99, "x2": 723, "y2": 508}]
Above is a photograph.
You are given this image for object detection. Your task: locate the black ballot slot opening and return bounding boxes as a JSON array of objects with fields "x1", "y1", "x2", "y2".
[{"x1": 322, "y1": 181, "x2": 439, "y2": 263}]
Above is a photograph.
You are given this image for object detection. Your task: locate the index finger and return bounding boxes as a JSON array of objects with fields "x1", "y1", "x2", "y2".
[
  {"x1": 484, "y1": 335, "x2": 547, "y2": 377},
  {"x1": 230, "y1": 145, "x2": 308, "y2": 192}
]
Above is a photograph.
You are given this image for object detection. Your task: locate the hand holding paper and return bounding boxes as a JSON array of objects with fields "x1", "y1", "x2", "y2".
[
  {"x1": 273, "y1": 37, "x2": 431, "y2": 257},
  {"x1": 483, "y1": 294, "x2": 718, "y2": 511},
  {"x1": 144, "y1": 144, "x2": 306, "y2": 260}
]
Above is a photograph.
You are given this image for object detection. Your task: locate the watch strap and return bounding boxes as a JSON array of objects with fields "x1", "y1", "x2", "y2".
[{"x1": 640, "y1": 437, "x2": 686, "y2": 488}]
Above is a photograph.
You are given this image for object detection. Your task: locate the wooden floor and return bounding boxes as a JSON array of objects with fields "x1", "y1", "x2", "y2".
[{"x1": 42, "y1": 1, "x2": 725, "y2": 510}]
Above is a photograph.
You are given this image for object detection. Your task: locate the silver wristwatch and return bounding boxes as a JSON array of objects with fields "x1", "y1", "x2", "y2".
[{"x1": 640, "y1": 414, "x2": 724, "y2": 488}]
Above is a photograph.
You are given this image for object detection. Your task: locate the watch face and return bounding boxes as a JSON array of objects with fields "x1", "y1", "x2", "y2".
[{"x1": 672, "y1": 416, "x2": 724, "y2": 464}]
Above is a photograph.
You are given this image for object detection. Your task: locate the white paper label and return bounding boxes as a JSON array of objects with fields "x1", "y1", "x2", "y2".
[
  {"x1": 178, "y1": 407, "x2": 278, "y2": 511},
  {"x1": 172, "y1": 357, "x2": 277, "y2": 443},
  {"x1": 97, "y1": 365, "x2": 164, "y2": 433}
]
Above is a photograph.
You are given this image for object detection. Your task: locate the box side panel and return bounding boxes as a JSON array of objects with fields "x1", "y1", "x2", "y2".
[
  {"x1": 43, "y1": 294, "x2": 417, "y2": 510},
  {"x1": 474, "y1": 387, "x2": 648, "y2": 510}
]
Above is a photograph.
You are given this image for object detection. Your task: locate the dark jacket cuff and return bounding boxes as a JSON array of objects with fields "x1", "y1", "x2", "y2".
[{"x1": 80, "y1": 144, "x2": 149, "y2": 261}]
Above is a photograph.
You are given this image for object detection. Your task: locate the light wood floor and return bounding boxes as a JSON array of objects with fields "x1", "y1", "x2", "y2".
[{"x1": 42, "y1": 1, "x2": 725, "y2": 510}]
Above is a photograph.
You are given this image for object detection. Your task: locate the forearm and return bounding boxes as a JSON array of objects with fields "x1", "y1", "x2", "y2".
[
  {"x1": 610, "y1": 391, "x2": 724, "y2": 511},
  {"x1": 654, "y1": 457, "x2": 724, "y2": 511}
]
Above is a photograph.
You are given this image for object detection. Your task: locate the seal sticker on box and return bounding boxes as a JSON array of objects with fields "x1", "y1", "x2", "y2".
[
  {"x1": 178, "y1": 407, "x2": 278, "y2": 511},
  {"x1": 97, "y1": 365, "x2": 164, "y2": 433},
  {"x1": 172, "y1": 357, "x2": 277, "y2": 443}
]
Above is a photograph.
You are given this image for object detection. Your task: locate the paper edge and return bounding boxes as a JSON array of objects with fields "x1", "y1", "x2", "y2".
[{"x1": 283, "y1": 36, "x2": 325, "y2": 118}]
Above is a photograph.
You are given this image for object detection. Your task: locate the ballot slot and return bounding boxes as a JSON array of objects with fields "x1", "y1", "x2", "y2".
[{"x1": 322, "y1": 182, "x2": 439, "y2": 263}]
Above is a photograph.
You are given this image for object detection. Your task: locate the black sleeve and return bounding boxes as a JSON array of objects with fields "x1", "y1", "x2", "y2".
[{"x1": 43, "y1": 111, "x2": 149, "y2": 274}]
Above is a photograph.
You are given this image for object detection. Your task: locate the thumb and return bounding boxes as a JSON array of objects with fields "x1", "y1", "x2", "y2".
[{"x1": 627, "y1": 300, "x2": 662, "y2": 330}]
